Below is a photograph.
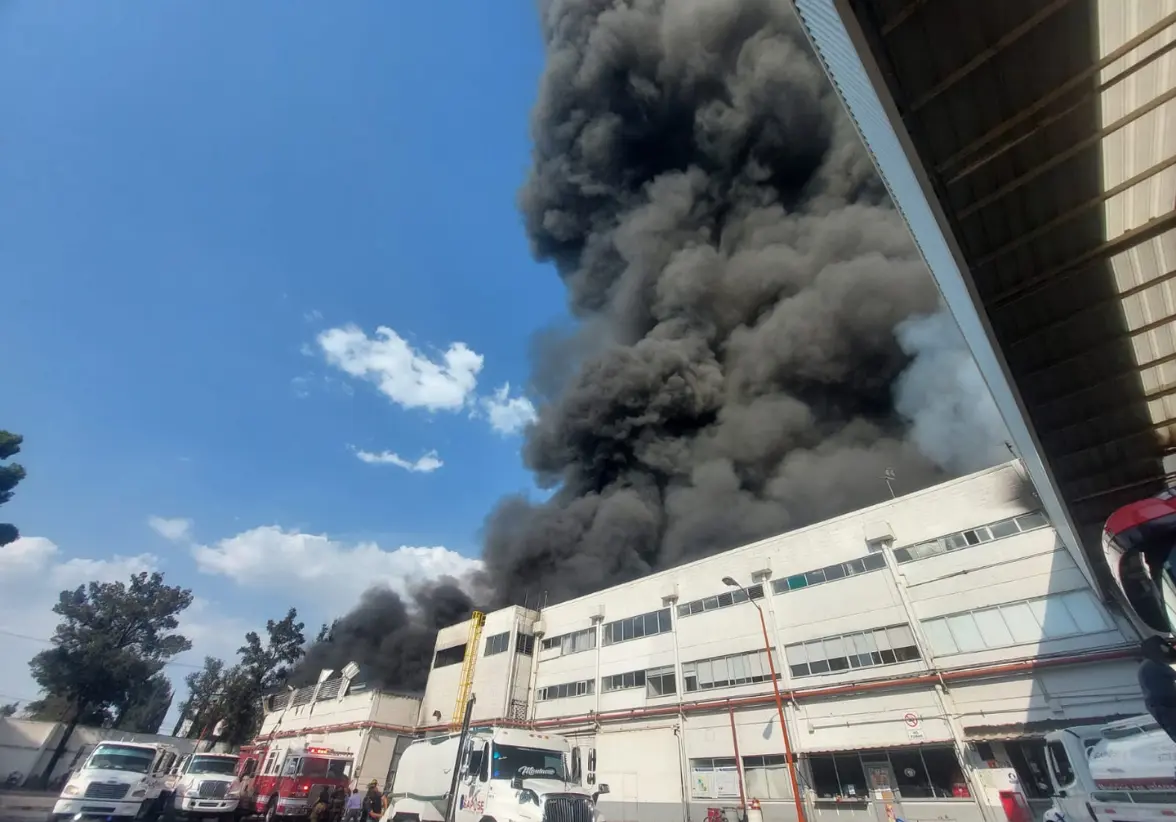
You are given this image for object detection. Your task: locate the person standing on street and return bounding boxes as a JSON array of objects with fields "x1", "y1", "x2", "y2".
[
  {"x1": 344, "y1": 788, "x2": 363, "y2": 822},
  {"x1": 362, "y1": 780, "x2": 384, "y2": 822}
]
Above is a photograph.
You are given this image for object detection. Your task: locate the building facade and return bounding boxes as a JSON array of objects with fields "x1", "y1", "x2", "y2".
[{"x1": 416, "y1": 462, "x2": 1144, "y2": 822}]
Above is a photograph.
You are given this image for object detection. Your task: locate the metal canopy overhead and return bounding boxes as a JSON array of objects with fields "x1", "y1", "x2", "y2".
[{"x1": 792, "y1": 0, "x2": 1176, "y2": 575}]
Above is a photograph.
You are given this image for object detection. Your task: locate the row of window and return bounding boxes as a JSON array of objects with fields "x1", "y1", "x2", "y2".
[
  {"x1": 682, "y1": 648, "x2": 781, "y2": 693},
  {"x1": 677, "y1": 584, "x2": 765, "y2": 618},
  {"x1": 601, "y1": 665, "x2": 677, "y2": 697},
  {"x1": 481, "y1": 631, "x2": 536, "y2": 657},
  {"x1": 541, "y1": 627, "x2": 597, "y2": 657},
  {"x1": 921, "y1": 590, "x2": 1113, "y2": 657},
  {"x1": 537, "y1": 678, "x2": 594, "y2": 702},
  {"x1": 524, "y1": 511, "x2": 1052, "y2": 663},
  {"x1": 784, "y1": 624, "x2": 921, "y2": 679},
  {"x1": 690, "y1": 746, "x2": 966, "y2": 801},
  {"x1": 770, "y1": 552, "x2": 887, "y2": 595},
  {"x1": 894, "y1": 511, "x2": 1049, "y2": 564},
  {"x1": 602, "y1": 607, "x2": 673, "y2": 645},
  {"x1": 533, "y1": 590, "x2": 1118, "y2": 700}
]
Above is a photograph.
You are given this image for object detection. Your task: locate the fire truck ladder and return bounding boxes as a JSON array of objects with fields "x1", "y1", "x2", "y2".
[{"x1": 450, "y1": 610, "x2": 485, "y2": 728}]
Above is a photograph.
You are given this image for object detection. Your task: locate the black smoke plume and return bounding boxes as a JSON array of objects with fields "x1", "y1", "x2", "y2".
[
  {"x1": 289, "y1": 579, "x2": 475, "y2": 692},
  {"x1": 295, "y1": 0, "x2": 1007, "y2": 689}
]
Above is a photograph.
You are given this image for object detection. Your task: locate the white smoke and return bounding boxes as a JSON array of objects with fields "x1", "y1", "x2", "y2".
[{"x1": 894, "y1": 310, "x2": 1010, "y2": 474}]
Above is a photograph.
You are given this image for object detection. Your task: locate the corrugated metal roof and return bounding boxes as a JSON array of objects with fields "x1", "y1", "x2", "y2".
[{"x1": 792, "y1": 0, "x2": 1176, "y2": 589}]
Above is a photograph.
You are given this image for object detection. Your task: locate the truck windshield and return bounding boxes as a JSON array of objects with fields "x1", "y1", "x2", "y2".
[
  {"x1": 188, "y1": 756, "x2": 237, "y2": 776},
  {"x1": 491, "y1": 745, "x2": 567, "y2": 782},
  {"x1": 88, "y1": 745, "x2": 156, "y2": 774},
  {"x1": 300, "y1": 758, "x2": 352, "y2": 779}
]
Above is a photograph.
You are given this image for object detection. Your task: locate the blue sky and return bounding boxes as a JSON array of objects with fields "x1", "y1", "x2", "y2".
[{"x1": 0, "y1": 3, "x2": 559, "y2": 718}]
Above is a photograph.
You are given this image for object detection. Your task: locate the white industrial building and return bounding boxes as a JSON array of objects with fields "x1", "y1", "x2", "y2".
[{"x1": 415, "y1": 461, "x2": 1145, "y2": 822}]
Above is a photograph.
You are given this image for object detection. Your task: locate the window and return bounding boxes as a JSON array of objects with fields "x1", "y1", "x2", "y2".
[
  {"x1": 484, "y1": 632, "x2": 510, "y2": 656},
  {"x1": 515, "y1": 633, "x2": 535, "y2": 656},
  {"x1": 770, "y1": 553, "x2": 886, "y2": 595},
  {"x1": 601, "y1": 608, "x2": 672, "y2": 645},
  {"x1": 785, "y1": 624, "x2": 921, "y2": 678},
  {"x1": 806, "y1": 753, "x2": 868, "y2": 800},
  {"x1": 681, "y1": 648, "x2": 780, "y2": 692},
  {"x1": 434, "y1": 643, "x2": 467, "y2": 668},
  {"x1": 921, "y1": 590, "x2": 1113, "y2": 656},
  {"x1": 602, "y1": 669, "x2": 646, "y2": 692},
  {"x1": 537, "y1": 679, "x2": 595, "y2": 701},
  {"x1": 690, "y1": 758, "x2": 740, "y2": 799},
  {"x1": 1047, "y1": 741, "x2": 1075, "y2": 790},
  {"x1": 646, "y1": 666, "x2": 676, "y2": 697},
  {"x1": 893, "y1": 512, "x2": 1050, "y2": 563},
  {"x1": 807, "y1": 748, "x2": 964, "y2": 800},
  {"x1": 540, "y1": 627, "x2": 597, "y2": 656},
  {"x1": 743, "y1": 756, "x2": 792, "y2": 799},
  {"x1": 678, "y1": 585, "x2": 765, "y2": 618}
]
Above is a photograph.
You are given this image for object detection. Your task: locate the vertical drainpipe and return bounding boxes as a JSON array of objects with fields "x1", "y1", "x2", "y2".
[
  {"x1": 670, "y1": 602, "x2": 691, "y2": 822},
  {"x1": 881, "y1": 541, "x2": 993, "y2": 822},
  {"x1": 728, "y1": 702, "x2": 748, "y2": 812},
  {"x1": 503, "y1": 610, "x2": 519, "y2": 721},
  {"x1": 526, "y1": 623, "x2": 544, "y2": 724}
]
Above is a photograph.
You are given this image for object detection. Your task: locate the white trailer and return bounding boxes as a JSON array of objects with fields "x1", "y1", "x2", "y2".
[
  {"x1": 386, "y1": 727, "x2": 607, "y2": 822},
  {"x1": 50, "y1": 741, "x2": 176, "y2": 822},
  {"x1": 1044, "y1": 715, "x2": 1176, "y2": 822}
]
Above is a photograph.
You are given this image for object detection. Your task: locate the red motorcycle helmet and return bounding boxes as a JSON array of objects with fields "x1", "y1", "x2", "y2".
[{"x1": 1102, "y1": 489, "x2": 1176, "y2": 638}]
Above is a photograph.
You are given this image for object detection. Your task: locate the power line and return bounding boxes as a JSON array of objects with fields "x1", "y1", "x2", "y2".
[{"x1": 0, "y1": 627, "x2": 206, "y2": 669}]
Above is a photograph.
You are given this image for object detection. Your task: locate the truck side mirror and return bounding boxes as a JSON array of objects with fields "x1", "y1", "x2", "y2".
[
  {"x1": 597, "y1": 784, "x2": 609, "y2": 795},
  {"x1": 511, "y1": 776, "x2": 524, "y2": 790}
]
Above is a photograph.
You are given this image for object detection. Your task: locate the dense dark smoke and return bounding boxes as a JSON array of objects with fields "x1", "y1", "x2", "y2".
[
  {"x1": 294, "y1": 0, "x2": 1008, "y2": 688},
  {"x1": 482, "y1": 0, "x2": 1007, "y2": 605},
  {"x1": 289, "y1": 579, "x2": 475, "y2": 691}
]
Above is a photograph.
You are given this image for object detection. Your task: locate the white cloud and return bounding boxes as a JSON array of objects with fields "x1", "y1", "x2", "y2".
[
  {"x1": 317, "y1": 325, "x2": 483, "y2": 412},
  {"x1": 190, "y1": 523, "x2": 481, "y2": 611},
  {"x1": 304, "y1": 309, "x2": 323, "y2": 323},
  {"x1": 480, "y1": 383, "x2": 538, "y2": 435},
  {"x1": 353, "y1": 447, "x2": 443, "y2": 473},
  {"x1": 148, "y1": 516, "x2": 194, "y2": 542}
]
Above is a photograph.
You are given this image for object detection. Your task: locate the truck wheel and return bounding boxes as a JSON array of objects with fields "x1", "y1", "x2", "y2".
[{"x1": 390, "y1": 815, "x2": 418, "y2": 822}]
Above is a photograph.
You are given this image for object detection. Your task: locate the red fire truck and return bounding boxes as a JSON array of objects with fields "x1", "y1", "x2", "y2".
[{"x1": 232, "y1": 741, "x2": 355, "y2": 821}]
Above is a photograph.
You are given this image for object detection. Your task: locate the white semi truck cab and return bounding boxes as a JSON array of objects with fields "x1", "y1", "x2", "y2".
[
  {"x1": 387, "y1": 727, "x2": 606, "y2": 822},
  {"x1": 168, "y1": 752, "x2": 240, "y2": 821},
  {"x1": 1044, "y1": 715, "x2": 1176, "y2": 822},
  {"x1": 51, "y1": 741, "x2": 175, "y2": 822}
]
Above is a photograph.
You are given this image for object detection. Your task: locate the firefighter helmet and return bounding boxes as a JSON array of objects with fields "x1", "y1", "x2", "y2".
[{"x1": 1102, "y1": 489, "x2": 1176, "y2": 637}]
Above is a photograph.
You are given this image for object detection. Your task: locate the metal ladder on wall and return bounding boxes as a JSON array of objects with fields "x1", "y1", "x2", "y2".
[{"x1": 450, "y1": 610, "x2": 485, "y2": 728}]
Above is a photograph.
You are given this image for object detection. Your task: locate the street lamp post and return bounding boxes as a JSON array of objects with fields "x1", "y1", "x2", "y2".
[{"x1": 722, "y1": 577, "x2": 807, "y2": 822}]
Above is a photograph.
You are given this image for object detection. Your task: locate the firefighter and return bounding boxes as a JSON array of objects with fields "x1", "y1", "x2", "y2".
[
  {"x1": 329, "y1": 786, "x2": 346, "y2": 822},
  {"x1": 1101, "y1": 490, "x2": 1176, "y2": 741},
  {"x1": 362, "y1": 780, "x2": 384, "y2": 822},
  {"x1": 309, "y1": 788, "x2": 331, "y2": 822}
]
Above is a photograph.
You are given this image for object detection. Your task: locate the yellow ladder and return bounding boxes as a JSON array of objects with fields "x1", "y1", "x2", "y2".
[{"x1": 450, "y1": 610, "x2": 485, "y2": 728}]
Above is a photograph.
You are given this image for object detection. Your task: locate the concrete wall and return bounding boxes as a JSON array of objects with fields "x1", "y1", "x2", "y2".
[
  {"x1": 418, "y1": 606, "x2": 538, "y2": 726},
  {"x1": 0, "y1": 718, "x2": 203, "y2": 789}
]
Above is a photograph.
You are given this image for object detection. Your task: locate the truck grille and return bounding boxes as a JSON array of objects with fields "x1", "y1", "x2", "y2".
[
  {"x1": 543, "y1": 795, "x2": 593, "y2": 822},
  {"x1": 84, "y1": 782, "x2": 130, "y2": 800},
  {"x1": 199, "y1": 781, "x2": 230, "y2": 798}
]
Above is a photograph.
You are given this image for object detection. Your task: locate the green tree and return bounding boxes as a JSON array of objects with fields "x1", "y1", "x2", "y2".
[
  {"x1": 0, "y1": 702, "x2": 17, "y2": 718},
  {"x1": 29, "y1": 571, "x2": 193, "y2": 785},
  {"x1": 115, "y1": 673, "x2": 173, "y2": 734},
  {"x1": 0, "y1": 430, "x2": 25, "y2": 547},
  {"x1": 173, "y1": 656, "x2": 225, "y2": 737},
  {"x1": 216, "y1": 609, "x2": 306, "y2": 747}
]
